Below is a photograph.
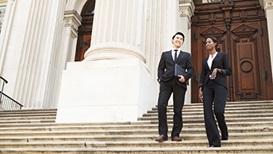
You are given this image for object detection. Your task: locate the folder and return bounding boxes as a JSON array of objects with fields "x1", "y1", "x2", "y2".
[{"x1": 174, "y1": 63, "x2": 187, "y2": 77}]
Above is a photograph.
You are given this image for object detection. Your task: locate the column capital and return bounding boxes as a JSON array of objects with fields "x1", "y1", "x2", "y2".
[
  {"x1": 179, "y1": 0, "x2": 195, "y2": 29},
  {"x1": 64, "y1": 10, "x2": 81, "y2": 38},
  {"x1": 261, "y1": 0, "x2": 273, "y2": 10}
]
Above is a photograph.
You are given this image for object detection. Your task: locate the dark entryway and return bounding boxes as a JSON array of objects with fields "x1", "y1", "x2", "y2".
[{"x1": 75, "y1": 0, "x2": 96, "y2": 61}]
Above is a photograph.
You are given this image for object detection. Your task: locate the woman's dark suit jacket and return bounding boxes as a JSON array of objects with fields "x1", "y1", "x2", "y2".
[{"x1": 199, "y1": 52, "x2": 232, "y2": 89}]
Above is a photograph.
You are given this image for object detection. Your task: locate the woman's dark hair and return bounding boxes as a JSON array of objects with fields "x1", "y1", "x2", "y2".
[
  {"x1": 206, "y1": 36, "x2": 221, "y2": 52},
  {"x1": 172, "y1": 32, "x2": 185, "y2": 41}
]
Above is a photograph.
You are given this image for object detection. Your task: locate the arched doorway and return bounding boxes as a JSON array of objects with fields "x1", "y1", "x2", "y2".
[
  {"x1": 75, "y1": 0, "x2": 96, "y2": 61},
  {"x1": 191, "y1": 0, "x2": 273, "y2": 102}
]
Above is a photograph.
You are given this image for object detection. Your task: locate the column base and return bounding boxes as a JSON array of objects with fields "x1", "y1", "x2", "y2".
[{"x1": 56, "y1": 58, "x2": 158, "y2": 123}]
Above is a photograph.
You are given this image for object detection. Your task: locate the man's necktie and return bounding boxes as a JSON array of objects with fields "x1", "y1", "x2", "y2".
[{"x1": 174, "y1": 49, "x2": 178, "y2": 61}]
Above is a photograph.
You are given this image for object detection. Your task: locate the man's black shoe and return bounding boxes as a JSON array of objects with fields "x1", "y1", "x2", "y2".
[{"x1": 155, "y1": 135, "x2": 168, "y2": 142}]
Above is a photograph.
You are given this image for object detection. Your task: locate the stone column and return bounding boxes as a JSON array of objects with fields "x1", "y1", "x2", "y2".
[
  {"x1": 84, "y1": 0, "x2": 146, "y2": 62},
  {"x1": 56, "y1": 0, "x2": 158, "y2": 123},
  {"x1": 46, "y1": 10, "x2": 81, "y2": 108},
  {"x1": 262, "y1": 0, "x2": 273, "y2": 80},
  {"x1": 178, "y1": 0, "x2": 195, "y2": 104},
  {"x1": 0, "y1": 0, "x2": 16, "y2": 74},
  {"x1": 143, "y1": 0, "x2": 180, "y2": 81},
  {"x1": 0, "y1": 0, "x2": 66, "y2": 108}
]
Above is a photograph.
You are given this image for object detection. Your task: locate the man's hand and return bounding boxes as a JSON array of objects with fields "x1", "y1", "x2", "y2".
[{"x1": 178, "y1": 75, "x2": 185, "y2": 83}]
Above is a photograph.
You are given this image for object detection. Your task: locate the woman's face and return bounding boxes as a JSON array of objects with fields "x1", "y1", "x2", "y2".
[{"x1": 206, "y1": 38, "x2": 217, "y2": 50}]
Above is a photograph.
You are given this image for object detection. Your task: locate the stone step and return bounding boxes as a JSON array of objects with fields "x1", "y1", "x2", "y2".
[
  {"x1": 0, "y1": 116, "x2": 56, "y2": 121},
  {"x1": 2, "y1": 112, "x2": 272, "y2": 123},
  {"x1": 0, "y1": 146, "x2": 273, "y2": 154},
  {"x1": 155, "y1": 100, "x2": 273, "y2": 108},
  {"x1": 145, "y1": 116, "x2": 273, "y2": 124},
  {"x1": 76, "y1": 146, "x2": 273, "y2": 154},
  {"x1": 0, "y1": 109, "x2": 57, "y2": 114},
  {"x1": 0, "y1": 139, "x2": 272, "y2": 149},
  {"x1": 149, "y1": 106, "x2": 273, "y2": 113},
  {"x1": 0, "y1": 126, "x2": 271, "y2": 135},
  {"x1": 0, "y1": 121, "x2": 272, "y2": 129},
  {"x1": 2, "y1": 113, "x2": 272, "y2": 124},
  {"x1": 0, "y1": 121, "x2": 153, "y2": 128},
  {"x1": 138, "y1": 110, "x2": 273, "y2": 120},
  {"x1": 0, "y1": 119, "x2": 55, "y2": 123},
  {"x1": 3, "y1": 110, "x2": 272, "y2": 121},
  {"x1": 145, "y1": 108, "x2": 273, "y2": 116},
  {"x1": 0, "y1": 132, "x2": 272, "y2": 142},
  {"x1": 0, "y1": 113, "x2": 56, "y2": 118}
]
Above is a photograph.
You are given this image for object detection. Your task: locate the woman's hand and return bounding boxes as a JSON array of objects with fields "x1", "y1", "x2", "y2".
[
  {"x1": 199, "y1": 87, "x2": 203, "y2": 102},
  {"x1": 210, "y1": 68, "x2": 218, "y2": 79}
]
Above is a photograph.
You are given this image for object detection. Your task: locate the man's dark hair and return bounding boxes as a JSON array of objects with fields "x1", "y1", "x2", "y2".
[{"x1": 172, "y1": 32, "x2": 185, "y2": 41}]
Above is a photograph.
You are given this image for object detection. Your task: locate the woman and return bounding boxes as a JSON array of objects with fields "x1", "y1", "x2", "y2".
[{"x1": 199, "y1": 36, "x2": 232, "y2": 147}]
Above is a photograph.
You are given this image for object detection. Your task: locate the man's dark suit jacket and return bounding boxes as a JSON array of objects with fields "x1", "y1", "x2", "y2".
[
  {"x1": 199, "y1": 52, "x2": 232, "y2": 89},
  {"x1": 157, "y1": 50, "x2": 194, "y2": 88}
]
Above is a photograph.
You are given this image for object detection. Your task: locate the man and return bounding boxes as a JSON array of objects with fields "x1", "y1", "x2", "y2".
[{"x1": 155, "y1": 32, "x2": 194, "y2": 142}]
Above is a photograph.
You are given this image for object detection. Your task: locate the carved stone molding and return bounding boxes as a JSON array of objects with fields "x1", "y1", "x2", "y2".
[
  {"x1": 179, "y1": 4, "x2": 194, "y2": 18},
  {"x1": 64, "y1": 10, "x2": 82, "y2": 38},
  {"x1": 179, "y1": 0, "x2": 194, "y2": 17},
  {"x1": 179, "y1": 0, "x2": 194, "y2": 27},
  {"x1": 264, "y1": 0, "x2": 273, "y2": 10}
]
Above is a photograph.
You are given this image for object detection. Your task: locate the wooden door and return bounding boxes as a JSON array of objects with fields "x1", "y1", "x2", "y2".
[
  {"x1": 191, "y1": 0, "x2": 273, "y2": 102},
  {"x1": 75, "y1": 0, "x2": 95, "y2": 61}
]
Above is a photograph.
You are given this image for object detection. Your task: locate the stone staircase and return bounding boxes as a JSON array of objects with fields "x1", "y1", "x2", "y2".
[{"x1": 0, "y1": 101, "x2": 273, "y2": 153}]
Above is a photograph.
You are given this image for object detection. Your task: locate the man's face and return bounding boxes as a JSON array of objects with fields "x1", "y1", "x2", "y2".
[{"x1": 172, "y1": 34, "x2": 184, "y2": 48}]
